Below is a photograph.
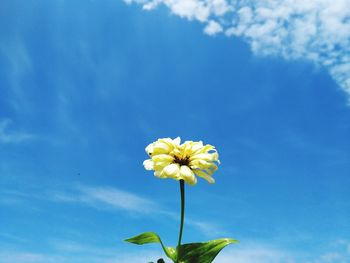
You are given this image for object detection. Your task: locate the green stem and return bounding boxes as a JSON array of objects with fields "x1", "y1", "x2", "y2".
[{"x1": 177, "y1": 179, "x2": 185, "y2": 249}]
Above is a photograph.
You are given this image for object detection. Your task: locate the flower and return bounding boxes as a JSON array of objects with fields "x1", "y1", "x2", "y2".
[{"x1": 143, "y1": 137, "x2": 220, "y2": 185}]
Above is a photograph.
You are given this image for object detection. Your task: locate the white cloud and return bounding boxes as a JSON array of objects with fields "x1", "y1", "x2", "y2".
[
  {"x1": 0, "y1": 249, "x2": 161, "y2": 263},
  {"x1": 50, "y1": 184, "x2": 221, "y2": 236},
  {"x1": 306, "y1": 239, "x2": 350, "y2": 263},
  {"x1": 0, "y1": 119, "x2": 34, "y2": 144},
  {"x1": 6, "y1": 182, "x2": 350, "y2": 261},
  {"x1": 0, "y1": 37, "x2": 33, "y2": 112},
  {"x1": 215, "y1": 240, "x2": 350, "y2": 263},
  {"x1": 3, "y1": 239, "x2": 350, "y2": 263},
  {"x1": 0, "y1": 252, "x2": 49, "y2": 263},
  {"x1": 312, "y1": 252, "x2": 345, "y2": 263},
  {"x1": 51, "y1": 185, "x2": 159, "y2": 214},
  {"x1": 204, "y1": 20, "x2": 223, "y2": 35},
  {"x1": 214, "y1": 245, "x2": 296, "y2": 263},
  {"x1": 1, "y1": 182, "x2": 221, "y2": 236},
  {"x1": 124, "y1": 0, "x2": 350, "y2": 100}
]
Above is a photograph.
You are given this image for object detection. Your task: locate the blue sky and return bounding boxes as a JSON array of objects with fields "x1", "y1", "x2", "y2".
[{"x1": 1, "y1": 0, "x2": 350, "y2": 262}]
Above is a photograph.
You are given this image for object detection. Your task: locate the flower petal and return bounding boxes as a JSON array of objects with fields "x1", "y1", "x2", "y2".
[
  {"x1": 191, "y1": 141, "x2": 204, "y2": 152},
  {"x1": 145, "y1": 143, "x2": 154, "y2": 155},
  {"x1": 194, "y1": 170, "x2": 215, "y2": 184},
  {"x1": 153, "y1": 142, "x2": 172, "y2": 154},
  {"x1": 152, "y1": 154, "x2": 174, "y2": 162},
  {"x1": 194, "y1": 144, "x2": 215, "y2": 154},
  {"x1": 154, "y1": 171, "x2": 166, "y2": 178},
  {"x1": 180, "y1": 166, "x2": 197, "y2": 185},
  {"x1": 143, "y1": 159, "x2": 154, "y2": 170},
  {"x1": 173, "y1": 137, "x2": 181, "y2": 145},
  {"x1": 153, "y1": 161, "x2": 173, "y2": 171},
  {"x1": 163, "y1": 163, "x2": 180, "y2": 179},
  {"x1": 190, "y1": 153, "x2": 212, "y2": 161}
]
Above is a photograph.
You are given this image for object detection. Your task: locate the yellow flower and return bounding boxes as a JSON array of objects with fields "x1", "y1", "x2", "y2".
[{"x1": 143, "y1": 137, "x2": 220, "y2": 185}]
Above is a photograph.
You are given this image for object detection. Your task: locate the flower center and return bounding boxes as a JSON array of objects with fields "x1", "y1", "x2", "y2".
[{"x1": 173, "y1": 156, "x2": 190, "y2": 166}]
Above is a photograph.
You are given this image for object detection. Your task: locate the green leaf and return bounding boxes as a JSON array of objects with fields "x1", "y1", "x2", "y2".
[
  {"x1": 125, "y1": 232, "x2": 177, "y2": 262},
  {"x1": 177, "y1": 238, "x2": 238, "y2": 263}
]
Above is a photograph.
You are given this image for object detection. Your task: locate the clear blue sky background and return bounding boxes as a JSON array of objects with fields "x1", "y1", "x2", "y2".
[{"x1": 1, "y1": 1, "x2": 350, "y2": 262}]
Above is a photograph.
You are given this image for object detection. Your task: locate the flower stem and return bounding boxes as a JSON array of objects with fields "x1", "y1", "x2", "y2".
[{"x1": 177, "y1": 179, "x2": 185, "y2": 249}]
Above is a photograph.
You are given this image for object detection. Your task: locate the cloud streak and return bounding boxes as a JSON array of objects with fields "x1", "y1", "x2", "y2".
[
  {"x1": 215, "y1": 245, "x2": 295, "y2": 263},
  {"x1": 49, "y1": 184, "x2": 222, "y2": 236},
  {"x1": 124, "y1": 0, "x2": 350, "y2": 100},
  {"x1": 0, "y1": 36, "x2": 33, "y2": 112},
  {"x1": 215, "y1": 240, "x2": 350, "y2": 263},
  {"x1": 51, "y1": 185, "x2": 159, "y2": 214},
  {"x1": 2, "y1": 239, "x2": 350, "y2": 263},
  {"x1": 0, "y1": 119, "x2": 34, "y2": 144},
  {"x1": 0, "y1": 182, "x2": 222, "y2": 236},
  {"x1": 0, "y1": 249, "x2": 161, "y2": 263}
]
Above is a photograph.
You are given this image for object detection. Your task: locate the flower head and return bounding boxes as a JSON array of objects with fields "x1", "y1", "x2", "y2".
[{"x1": 143, "y1": 137, "x2": 220, "y2": 185}]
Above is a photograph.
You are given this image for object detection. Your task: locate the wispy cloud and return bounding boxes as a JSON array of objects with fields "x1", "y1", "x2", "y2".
[
  {"x1": 307, "y1": 239, "x2": 350, "y2": 263},
  {"x1": 0, "y1": 233, "x2": 27, "y2": 243},
  {"x1": 216, "y1": 240, "x2": 350, "y2": 263},
  {"x1": 0, "y1": 119, "x2": 34, "y2": 144},
  {"x1": 216, "y1": 244, "x2": 296, "y2": 263},
  {"x1": 2, "y1": 239, "x2": 350, "y2": 263},
  {"x1": 51, "y1": 185, "x2": 159, "y2": 214},
  {"x1": 0, "y1": 182, "x2": 221, "y2": 236},
  {"x1": 0, "y1": 252, "x2": 50, "y2": 263},
  {"x1": 49, "y1": 184, "x2": 223, "y2": 236},
  {"x1": 0, "y1": 248, "x2": 161, "y2": 263},
  {"x1": 124, "y1": 0, "x2": 350, "y2": 100},
  {"x1": 0, "y1": 36, "x2": 33, "y2": 112}
]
